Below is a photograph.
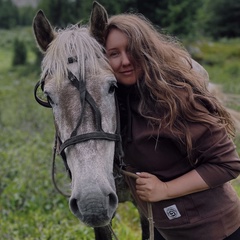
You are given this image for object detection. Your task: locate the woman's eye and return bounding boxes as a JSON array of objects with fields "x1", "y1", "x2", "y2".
[{"x1": 108, "y1": 51, "x2": 119, "y2": 58}]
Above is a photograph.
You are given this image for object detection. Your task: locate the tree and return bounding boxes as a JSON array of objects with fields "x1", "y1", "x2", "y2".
[
  {"x1": 202, "y1": 0, "x2": 240, "y2": 38},
  {"x1": 0, "y1": 0, "x2": 19, "y2": 29},
  {"x1": 137, "y1": 0, "x2": 203, "y2": 37},
  {"x1": 12, "y1": 38, "x2": 27, "y2": 66},
  {"x1": 37, "y1": 0, "x2": 77, "y2": 27},
  {"x1": 18, "y1": 6, "x2": 36, "y2": 26}
]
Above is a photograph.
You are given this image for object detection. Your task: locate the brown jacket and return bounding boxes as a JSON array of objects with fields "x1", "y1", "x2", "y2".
[{"x1": 118, "y1": 85, "x2": 240, "y2": 239}]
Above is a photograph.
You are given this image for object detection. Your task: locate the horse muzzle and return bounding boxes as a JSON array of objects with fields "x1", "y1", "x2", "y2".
[{"x1": 69, "y1": 191, "x2": 118, "y2": 227}]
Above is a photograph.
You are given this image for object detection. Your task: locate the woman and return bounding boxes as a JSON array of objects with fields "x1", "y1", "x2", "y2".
[{"x1": 91, "y1": 4, "x2": 240, "y2": 239}]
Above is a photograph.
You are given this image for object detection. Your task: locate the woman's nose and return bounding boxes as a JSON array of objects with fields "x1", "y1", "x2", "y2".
[{"x1": 121, "y1": 52, "x2": 131, "y2": 65}]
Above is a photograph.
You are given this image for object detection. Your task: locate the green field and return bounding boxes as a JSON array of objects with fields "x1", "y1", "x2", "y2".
[{"x1": 0, "y1": 28, "x2": 240, "y2": 239}]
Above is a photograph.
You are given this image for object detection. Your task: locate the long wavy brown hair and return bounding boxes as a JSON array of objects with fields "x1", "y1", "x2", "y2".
[{"x1": 104, "y1": 13, "x2": 235, "y2": 158}]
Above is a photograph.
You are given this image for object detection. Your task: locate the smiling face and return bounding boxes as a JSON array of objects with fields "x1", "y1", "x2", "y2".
[{"x1": 105, "y1": 28, "x2": 142, "y2": 86}]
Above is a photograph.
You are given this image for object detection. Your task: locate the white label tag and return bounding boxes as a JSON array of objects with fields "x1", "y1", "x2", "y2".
[{"x1": 164, "y1": 204, "x2": 181, "y2": 220}]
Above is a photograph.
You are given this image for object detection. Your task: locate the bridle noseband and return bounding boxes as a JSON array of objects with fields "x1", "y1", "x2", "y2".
[{"x1": 34, "y1": 56, "x2": 124, "y2": 189}]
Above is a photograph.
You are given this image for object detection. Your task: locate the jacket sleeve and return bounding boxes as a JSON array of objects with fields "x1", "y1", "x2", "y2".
[{"x1": 192, "y1": 123, "x2": 240, "y2": 188}]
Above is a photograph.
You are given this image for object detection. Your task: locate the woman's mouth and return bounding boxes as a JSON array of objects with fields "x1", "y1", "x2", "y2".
[{"x1": 120, "y1": 70, "x2": 134, "y2": 75}]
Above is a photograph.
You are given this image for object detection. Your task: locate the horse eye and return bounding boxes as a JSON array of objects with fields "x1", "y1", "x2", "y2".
[
  {"x1": 108, "y1": 82, "x2": 117, "y2": 94},
  {"x1": 47, "y1": 96, "x2": 54, "y2": 105},
  {"x1": 44, "y1": 90, "x2": 54, "y2": 105}
]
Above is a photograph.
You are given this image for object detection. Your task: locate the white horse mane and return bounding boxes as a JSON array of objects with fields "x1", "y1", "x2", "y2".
[{"x1": 41, "y1": 25, "x2": 110, "y2": 82}]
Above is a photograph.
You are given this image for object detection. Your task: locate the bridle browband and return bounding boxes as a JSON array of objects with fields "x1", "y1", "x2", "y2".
[{"x1": 34, "y1": 56, "x2": 125, "y2": 193}]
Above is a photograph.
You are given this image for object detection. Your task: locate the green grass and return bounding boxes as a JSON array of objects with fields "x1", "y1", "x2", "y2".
[
  {"x1": 0, "y1": 29, "x2": 240, "y2": 239},
  {"x1": 190, "y1": 39, "x2": 240, "y2": 95}
]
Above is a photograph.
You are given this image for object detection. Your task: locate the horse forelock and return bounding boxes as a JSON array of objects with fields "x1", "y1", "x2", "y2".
[{"x1": 41, "y1": 25, "x2": 109, "y2": 83}]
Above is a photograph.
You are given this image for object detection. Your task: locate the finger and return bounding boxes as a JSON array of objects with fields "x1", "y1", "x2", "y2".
[
  {"x1": 136, "y1": 178, "x2": 146, "y2": 185},
  {"x1": 136, "y1": 172, "x2": 151, "y2": 178},
  {"x1": 136, "y1": 190, "x2": 149, "y2": 202},
  {"x1": 136, "y1": 184, "x2": 146, "y2": 191},
  {"x1": 136, "y1": 189, "x2": 146, "y2": 197}
]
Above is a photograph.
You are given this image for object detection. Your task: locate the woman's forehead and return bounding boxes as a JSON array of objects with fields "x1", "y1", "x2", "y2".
[{"x1": 106, "y1": 29, "x2": 128, "y2": 48}]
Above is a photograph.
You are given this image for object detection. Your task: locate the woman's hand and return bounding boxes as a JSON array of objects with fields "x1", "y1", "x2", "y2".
[
  {"x1": 135, "y1": 172, "x2": 168, "y2": 202},
  {"x1": 135, "y1": 170, "x2": 209, "y2": 202}
]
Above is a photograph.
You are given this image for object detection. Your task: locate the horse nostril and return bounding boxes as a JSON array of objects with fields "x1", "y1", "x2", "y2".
[
  {"x1": 69, "y1": 198, "x2": 78, "y2": 214},
  {"x1": 109, "y1": 192, "x2": 118, "y2": 208}
]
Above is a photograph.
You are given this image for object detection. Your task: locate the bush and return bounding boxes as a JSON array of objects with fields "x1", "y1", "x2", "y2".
[{"x1": 12, "y1": 38, "x2": 27, "y2": 66}]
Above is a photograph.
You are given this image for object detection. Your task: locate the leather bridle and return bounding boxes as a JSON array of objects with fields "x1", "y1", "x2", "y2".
[
  {"x1": 34, "y1": 56, "x2": 125, "y2": 188},
  {"x1": 34, "y1": 57, "x2": 155, "y2": 240}
]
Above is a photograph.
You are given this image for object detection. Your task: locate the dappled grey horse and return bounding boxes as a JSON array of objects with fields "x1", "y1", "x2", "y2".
[{"x1": 32, "y1": 5, "x2": 156, "y2": 240}]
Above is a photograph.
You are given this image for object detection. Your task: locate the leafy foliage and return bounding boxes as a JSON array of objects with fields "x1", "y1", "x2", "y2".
[
  {"x1": 18, "y1": 6, "x2": 37, "y2": 26},
  {"x1": 0, "y1": 0, "x2": 19, "y2": 28},
  {"x1": 202, "y1": 0, "x2": 240, "y2": 39},
  {"x1": 0, "y1": 0, "x2": 240, "y2": 39},
  {"x1": 136, "y1": 0, "x2": 203, "y2": 38},
  {"x1": 37, "y1": 0, "x2": 79, "y2": 27},
  {"x1": 12, "y1": 38, "x2": 27, "y2": 65}
]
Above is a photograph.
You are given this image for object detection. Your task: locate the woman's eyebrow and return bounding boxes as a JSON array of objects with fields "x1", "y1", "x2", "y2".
[{"x1": 106, "y1": 47, "x2": 118, "y2": 51}]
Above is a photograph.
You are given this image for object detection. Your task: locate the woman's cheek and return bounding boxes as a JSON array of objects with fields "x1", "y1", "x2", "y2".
[{"x1": 109, "y1": 59, "x2": 120, "y2": 72}]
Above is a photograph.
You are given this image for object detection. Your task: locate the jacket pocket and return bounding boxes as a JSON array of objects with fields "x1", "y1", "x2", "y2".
[{"x1": 152, "y1": 196, "x2": 198, "y2": 228}]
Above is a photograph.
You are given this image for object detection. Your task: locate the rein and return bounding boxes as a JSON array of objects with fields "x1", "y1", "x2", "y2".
[{"x1": 118, "y1": 168, "x2": 155, "y2": 240}]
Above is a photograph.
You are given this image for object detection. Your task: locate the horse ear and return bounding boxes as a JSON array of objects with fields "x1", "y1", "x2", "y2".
[
  {"x1": 33, "y1": 10, "x2": 55, "y2": 52},
  {"x1": 90, "y1": 1, "x2": 108, "y2": 45}
]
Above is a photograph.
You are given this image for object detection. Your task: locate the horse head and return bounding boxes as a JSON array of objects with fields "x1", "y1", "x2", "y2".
[{"x1": 33, "y1": 9, "x2": 120, "y2": 227}]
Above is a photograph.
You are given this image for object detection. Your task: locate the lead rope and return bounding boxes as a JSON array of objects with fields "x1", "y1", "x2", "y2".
[
  {"x1": 52, "y1": 133, "x2": 71, "y2": 197},
  {"x1": 106, "y1": 167, "x2": 154, "y2": 240},
  {"x1": 120, "y1": 169, "x2": 155, "y2": 240},
  {"x1": 107, "y1": 225, "x2": 120, "y2": 240}
]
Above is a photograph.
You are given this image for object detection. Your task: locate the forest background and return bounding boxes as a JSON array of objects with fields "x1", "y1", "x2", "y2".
[{"x1": 0, "y1": 0, "x2": 240, "y2": 239}]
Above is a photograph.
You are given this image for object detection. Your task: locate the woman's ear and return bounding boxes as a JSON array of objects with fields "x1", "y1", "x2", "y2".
[{"x1": 90, "y1": 1, "x2": 108, "y2": 45}]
